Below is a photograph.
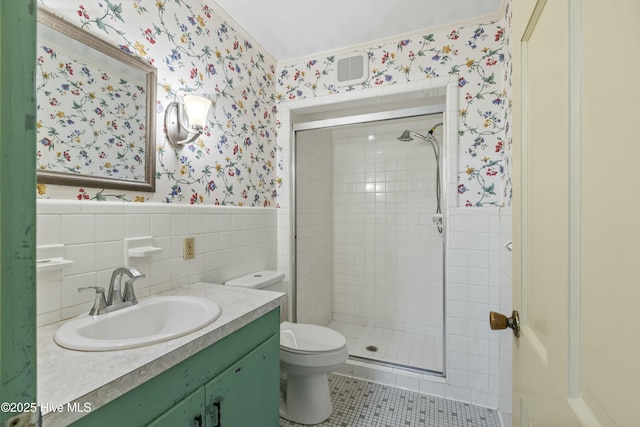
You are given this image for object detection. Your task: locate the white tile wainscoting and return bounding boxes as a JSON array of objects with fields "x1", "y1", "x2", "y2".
[
  {"x1": 447, "y1": 207, "x2": 502, "y2": 409},
  {"x1": 37, "y1": 199, "x2": 512, "y2": 421},
  {"x1": 36, "y1": 199, "x2": 279, "y2": 326}
]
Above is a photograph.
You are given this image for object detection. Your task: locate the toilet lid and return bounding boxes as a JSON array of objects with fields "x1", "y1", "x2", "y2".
[{"x1": 280, "y1": 321, "x2": 346, "y2": 353}]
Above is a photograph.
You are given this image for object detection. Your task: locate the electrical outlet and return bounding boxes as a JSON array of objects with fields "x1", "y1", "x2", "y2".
[{"x1": 184, "y1": 237, "x2": 195, "y2": 259}]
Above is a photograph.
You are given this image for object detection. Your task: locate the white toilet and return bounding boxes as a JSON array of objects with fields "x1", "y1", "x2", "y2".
[{"x1": 225, "y1": 271, "x2": 348, "y2": 425}]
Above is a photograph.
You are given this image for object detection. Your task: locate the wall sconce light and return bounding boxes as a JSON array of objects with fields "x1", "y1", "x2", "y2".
[{"x1": 165, "y1": 95, "x2": 212, "y2": 146}]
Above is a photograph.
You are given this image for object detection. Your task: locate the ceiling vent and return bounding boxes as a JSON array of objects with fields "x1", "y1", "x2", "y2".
[{"x1": 335, "y1": 52, "x2": 369, "y2": 87}]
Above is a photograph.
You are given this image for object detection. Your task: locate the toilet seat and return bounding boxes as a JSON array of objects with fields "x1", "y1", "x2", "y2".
[{"x1": 280, "y1": 321, "x2": 346, "y2": 355}]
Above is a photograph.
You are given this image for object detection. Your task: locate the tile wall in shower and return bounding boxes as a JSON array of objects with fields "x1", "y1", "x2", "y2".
[
  {"x1": 295, "y1": 128, "x2": 334, "y2": 326},
  {"x1": 330, "y1": 117, "x2": 444, "y2": 337}
]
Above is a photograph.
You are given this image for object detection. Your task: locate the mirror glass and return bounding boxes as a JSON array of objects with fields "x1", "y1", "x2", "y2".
[{"x1": 36, "y1": 8, "x2": 157, "y2": 192}]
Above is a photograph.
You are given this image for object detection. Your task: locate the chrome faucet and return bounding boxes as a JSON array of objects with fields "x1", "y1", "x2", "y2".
[
  {"x1": 78, "y1": 267, "x2": 145, "y2": 315},
  {"x1": 108, "y1": 266, "x2": 144, "y2": 306}
]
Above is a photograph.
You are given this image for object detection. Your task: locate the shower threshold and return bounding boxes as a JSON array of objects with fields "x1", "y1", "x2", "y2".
[{"x1": 348, "y1": 354, "x2": 444, "y2": 377}]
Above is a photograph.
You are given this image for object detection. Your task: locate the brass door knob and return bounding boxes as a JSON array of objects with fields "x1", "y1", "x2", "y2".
[{"x1": 489, "y1": 310, "x2": 520, "y2": 337}]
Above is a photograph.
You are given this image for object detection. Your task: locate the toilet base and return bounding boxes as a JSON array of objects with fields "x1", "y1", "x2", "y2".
[{"x1": 280, "y1": 372, "x2": 332, "y2": 425}]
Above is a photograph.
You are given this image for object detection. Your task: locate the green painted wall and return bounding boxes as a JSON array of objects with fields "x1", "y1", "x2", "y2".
[{"x1": 0, "y1": 0, "x2": 37, "y2": 421}]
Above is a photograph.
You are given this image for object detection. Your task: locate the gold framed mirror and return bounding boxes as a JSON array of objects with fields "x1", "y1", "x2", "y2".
[{"x1": 36, "y1": 8, "x2": 157, "y2": 192}]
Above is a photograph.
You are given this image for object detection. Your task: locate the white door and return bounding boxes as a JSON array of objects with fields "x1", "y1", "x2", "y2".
[{"x1": 510, "y1": 0, "x2": 640, "y2": 425}]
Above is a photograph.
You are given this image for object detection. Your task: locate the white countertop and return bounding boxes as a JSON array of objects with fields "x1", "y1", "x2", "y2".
[{"x1": 37, "y1": 282, "x2": 285, "y2": 426}]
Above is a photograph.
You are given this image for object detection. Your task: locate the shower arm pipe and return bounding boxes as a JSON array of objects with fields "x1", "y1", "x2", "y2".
[
  {"x1": 408, "y1": 130, "x2": 439, "y2": 159},
  {"x1": 406, "y1": 124, "x2": 443, "y2": 159}
]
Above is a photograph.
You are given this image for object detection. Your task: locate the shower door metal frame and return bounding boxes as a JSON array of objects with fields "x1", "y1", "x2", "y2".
[{"x1": 291, "y1": 104, "x2": 448, "y2": 376}]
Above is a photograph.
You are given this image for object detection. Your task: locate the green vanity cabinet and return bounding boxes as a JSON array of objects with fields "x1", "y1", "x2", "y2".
[
  {"x1": 202, "y1": 336, "x2": 279, "y2": 426},
  {"x1": 69, "y1": 309, "x2": 280, "y2": 427},
  {"x1": 147, "y1": 387, "x2": 205, "y2": 427},
  {"x1": 150, "y1": 336, "x2": 279, "y2": 427}
]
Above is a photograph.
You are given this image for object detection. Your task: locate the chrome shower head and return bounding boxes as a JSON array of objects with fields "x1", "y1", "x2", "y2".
[{"x1": 398, "y1": 130, "x2": 414, "y2": 142}]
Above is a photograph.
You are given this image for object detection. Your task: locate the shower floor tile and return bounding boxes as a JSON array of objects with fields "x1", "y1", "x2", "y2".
[
  {"x1": 279, "y1": 374, "x2": 501, "y2": 427},
  {"x1": 328, "y1": 320, "x2": 443, "y2": 373}
]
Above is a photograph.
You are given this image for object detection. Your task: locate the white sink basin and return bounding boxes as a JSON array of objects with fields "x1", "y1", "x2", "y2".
[{"x1": 54, "y1": 296, "x2": 221, "y2": 351}]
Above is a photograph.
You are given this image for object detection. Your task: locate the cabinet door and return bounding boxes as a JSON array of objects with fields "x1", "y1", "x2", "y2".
[
  {"x1": 148, "y1": 386, "x2": 205, "y2": 427},
  {"x1": 204, "y1": 335, "x2": 279, "y2": 427}
]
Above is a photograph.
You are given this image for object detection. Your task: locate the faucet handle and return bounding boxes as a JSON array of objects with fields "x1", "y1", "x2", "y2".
[
  {"x1": 78, "y1": 286, "x2": 108, "y2": 315},
  {"x1": 122, "y1": 275, "x2": 144, "y2": 305}
]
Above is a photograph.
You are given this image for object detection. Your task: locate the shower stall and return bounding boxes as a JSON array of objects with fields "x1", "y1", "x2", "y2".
[{"x1": 293, "y1": 112, "x2": 445, "y2": 375}]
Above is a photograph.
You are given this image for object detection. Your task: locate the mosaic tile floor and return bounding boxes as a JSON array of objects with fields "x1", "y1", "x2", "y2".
[{"x1": 279, "y1": 374, "x2": 501, "y2": 427}]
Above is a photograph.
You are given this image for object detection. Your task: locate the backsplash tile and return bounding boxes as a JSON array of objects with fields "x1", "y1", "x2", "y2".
[
  {"x1": 96, "y1": 215, "x2": 125, "y2": 242},
  {"x1": 37, "y1": 214, "x2": 61, "y2": 246},
  {"x1": 61, "y1": 215, "x2": 96, "y2": 245},
  {"x1": 36, "y1": 199, "x2": 278, "y2": 326}
]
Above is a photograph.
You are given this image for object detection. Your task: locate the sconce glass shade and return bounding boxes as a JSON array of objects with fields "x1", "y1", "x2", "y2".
[
  {"x1": 182, "y1": 95, "x2": 212, "y2": 128},
  {"x1": 165, "y1": 95, "x2": 212, "y2": 146}
]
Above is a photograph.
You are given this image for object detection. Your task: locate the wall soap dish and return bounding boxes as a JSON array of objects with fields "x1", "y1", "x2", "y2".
[
  {"x1": 37, "y1": 257, "x2": 73, "y2": 272},
  {"x1": 125, "y1": 237, "x2": 162, "y2": 259},
  {"x1": 36, "y1": 244, "x2": 73, "y2": 272}
]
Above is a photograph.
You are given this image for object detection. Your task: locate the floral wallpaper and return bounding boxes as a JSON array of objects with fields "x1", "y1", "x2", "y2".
[
  {"x1": 35, "y1": 1, "x2": 511, "y2": 208},
  {"x1": 502, "y1": 3, "x2": 513, "y2": 206},
  {"x1": 36, "y1": 41, "x2": 148, "y2": 181},
  {"x1": 276, "y1": 20, "x2": 509, "y2": 207},
  {"x1": 37, "y1": 0, "x2": 278, "y2": 206}
]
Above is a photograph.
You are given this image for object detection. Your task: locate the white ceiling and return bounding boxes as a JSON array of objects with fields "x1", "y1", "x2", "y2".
[{"x1": 210, "y1": 0, "x2": 505, "y2": 61}]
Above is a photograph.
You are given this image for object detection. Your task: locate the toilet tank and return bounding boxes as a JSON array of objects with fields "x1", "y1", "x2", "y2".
[{"x1": 224, "y1": 270, "x2": 285, "y2": 292}]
